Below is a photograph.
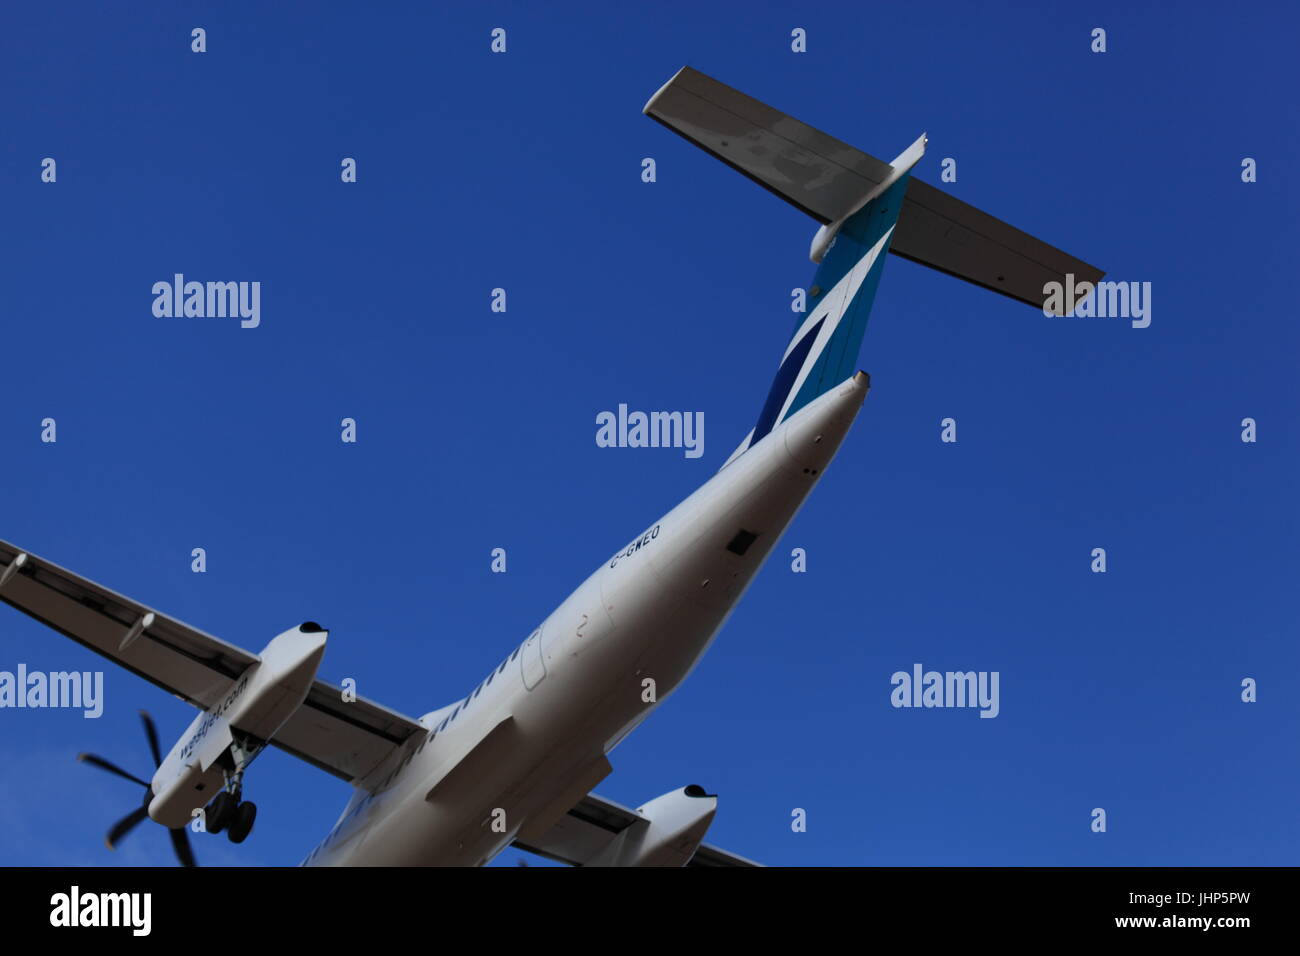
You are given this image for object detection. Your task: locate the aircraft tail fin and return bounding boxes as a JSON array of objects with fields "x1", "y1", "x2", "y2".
[
  {"x1": 740, "y1": 152, "x2": 915, "y2": 458},
  {"x1": 645, "y1": 66, "x2": 1105, "y2": 468}
]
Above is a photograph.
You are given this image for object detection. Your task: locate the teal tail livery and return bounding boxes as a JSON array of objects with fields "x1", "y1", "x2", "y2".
[{"x1": 644, "y1": 66, "x2": 1105, "y2": 467}]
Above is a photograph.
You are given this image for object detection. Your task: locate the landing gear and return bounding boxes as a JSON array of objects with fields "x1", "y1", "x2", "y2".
[
  {"x1": 204, "y1": 790, "x2": 257, "y2": 842},
  {"x1": 227, "y1": 801, "x2": 257, "y2": 844},
  {"x1": 207, "y1": 791, "x2": 238, "y2": 834},
  {"x1": 204, "y1": 734, "x2": 261, "y2": 843}
]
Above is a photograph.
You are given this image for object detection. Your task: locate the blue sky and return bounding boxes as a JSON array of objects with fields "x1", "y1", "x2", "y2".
[{"x1": 1, "y1": 1, "x2": 1297, "y2": 867}]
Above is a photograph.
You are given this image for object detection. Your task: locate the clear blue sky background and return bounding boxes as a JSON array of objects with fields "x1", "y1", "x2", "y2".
[{"x1": 1, "y1": 1, "x2": 1296, "y2": 867}]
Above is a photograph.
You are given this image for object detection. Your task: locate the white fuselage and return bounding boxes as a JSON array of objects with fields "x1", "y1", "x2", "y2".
[{"x1": 304, "y1": 373, "x2": 868, "y2": 866}]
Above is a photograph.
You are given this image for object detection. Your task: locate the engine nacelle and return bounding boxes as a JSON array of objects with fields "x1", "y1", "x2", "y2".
[
  {"x1": 147, "y1": 623, "x2": 327, "y2": 827},
  {"x1": 589, "y1": 785, "x2": 718, "y2": 867}
]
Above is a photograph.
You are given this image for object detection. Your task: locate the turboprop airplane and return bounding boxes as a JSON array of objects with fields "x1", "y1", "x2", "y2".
[{"x1": 0, "y1": 67, "x2": 1102, "y2": 867}]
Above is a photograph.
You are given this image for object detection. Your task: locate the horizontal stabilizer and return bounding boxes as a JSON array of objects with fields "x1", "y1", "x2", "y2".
[
  {"x1": 892, "y1": 178, "x2": 1104, "y2": 310},
  {"x1": 645, "y1": 66, "x2": 1104, "y2": 310},
  {"x1": 644, "y1": 65, "x2": 890, "y2": 224}
]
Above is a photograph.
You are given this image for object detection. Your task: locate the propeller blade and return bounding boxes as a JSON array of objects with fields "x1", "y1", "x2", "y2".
[
  {"x1": 77, "y1": 753, "x2": 149, "y2": 788},
  {"x1": 169, "y1": 827, "x2": 197, "y2": 867},
  {"x1": 105, "y1": 805, "x2": 150, "y2": 849},
  {"x1": 139, "y1": 711, "x2": 163, "y2": 768}
]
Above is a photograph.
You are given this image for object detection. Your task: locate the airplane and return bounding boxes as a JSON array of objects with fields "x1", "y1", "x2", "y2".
[{"x1": 0, "y1": 66, "x2": 1102, "y2": 867}]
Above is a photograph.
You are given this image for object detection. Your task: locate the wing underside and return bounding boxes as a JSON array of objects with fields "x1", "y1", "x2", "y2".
[
  {"x1": 513, "y1": 791, "x2": 761, "y2": 867},
  {"x1": 0, "y1": 540, "x2": 424, "y2": 785}
]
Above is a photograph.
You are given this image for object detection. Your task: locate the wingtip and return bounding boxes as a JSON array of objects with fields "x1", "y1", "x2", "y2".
[{"x1": 643, "y1": 64, "x2": 688, "y2": 115}]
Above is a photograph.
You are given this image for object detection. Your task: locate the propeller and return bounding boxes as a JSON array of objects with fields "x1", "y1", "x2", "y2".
[{"x1": 77, "y1": 710, "x2": 197, "y2": 867}]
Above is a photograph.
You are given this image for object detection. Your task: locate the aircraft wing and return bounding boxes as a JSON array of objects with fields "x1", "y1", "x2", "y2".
[
  {"x1": 512, "y1": 791, "x2": 762, "y2": 867},
  {"x1": 0, "y1": 540, "x2": 425, "y2": 785}
]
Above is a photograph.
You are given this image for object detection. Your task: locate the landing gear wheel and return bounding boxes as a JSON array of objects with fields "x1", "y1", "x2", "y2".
[
  {"x1": 207, "y1": 792, "x2": 238, "y2": 834},
  {"x1": 226, "y1": 801, "x2": 257, "y2": 844}
]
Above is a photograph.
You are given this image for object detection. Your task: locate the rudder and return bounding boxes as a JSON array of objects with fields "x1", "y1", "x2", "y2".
[{"x1": 750, "y1": 175, "x2": 909, "y2": 450}]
